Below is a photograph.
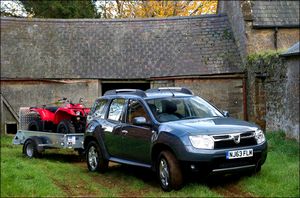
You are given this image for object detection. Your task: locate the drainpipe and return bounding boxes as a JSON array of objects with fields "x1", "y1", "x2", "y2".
[
  {"x1": 243, "y1": 77, "x2": 248, "y2": 121},
  {"x1": 274, "y1": 27, "x2": 278, "y2": 50}
]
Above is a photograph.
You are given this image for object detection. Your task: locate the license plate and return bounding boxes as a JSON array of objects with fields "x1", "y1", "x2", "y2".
[{"x1": 226, "y1": 149, "x2": 253, "y2": 159}]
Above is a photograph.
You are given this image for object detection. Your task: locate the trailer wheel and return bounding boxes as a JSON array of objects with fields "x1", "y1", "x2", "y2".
[
  {"x1": 57, "y1": 120, "x2": 75, "y2": 134},
  {"x1": 86, "y1": 141, "x2": 108, "y2": 173},
  {"x1": 23, "y1": 139, "x2": 41, "y2": 158}
]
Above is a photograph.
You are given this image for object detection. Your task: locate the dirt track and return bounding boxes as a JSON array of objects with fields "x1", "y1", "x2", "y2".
[{"x1": 44, "y1": 152, "x2": 253, "y2": 197}]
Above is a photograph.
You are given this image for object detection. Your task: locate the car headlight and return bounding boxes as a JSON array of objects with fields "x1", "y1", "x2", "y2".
[
  {"x1": 189, "y1": 135, "x2": 214, "y2": 149},
  {"x1": 255, "y1": 129, "x2": 266, "y2": 144}
]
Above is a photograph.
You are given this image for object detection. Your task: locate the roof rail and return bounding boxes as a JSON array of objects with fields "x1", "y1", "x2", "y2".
[
  {"x1": 146, "y1": 87, "x2": 194, "y2": 95},
  {"x1": 104, "y1": 89, "x2": 146, "y2": 97}
]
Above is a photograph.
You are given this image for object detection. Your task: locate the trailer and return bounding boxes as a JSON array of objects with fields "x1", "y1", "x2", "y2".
[{"x1": 13, "y1": 107, "x2": 84, "y2": 158}]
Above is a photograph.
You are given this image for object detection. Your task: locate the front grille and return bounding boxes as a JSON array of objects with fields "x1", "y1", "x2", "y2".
[
  {"x1": 213, "y1": 131, "x2": 257, "y2": 149},
  {"x1": 214, "y1": 156, "x2": 256, "y2": 169},
  {"x1": 213, "y1": 151, "x2": 262, "y2": 170}
]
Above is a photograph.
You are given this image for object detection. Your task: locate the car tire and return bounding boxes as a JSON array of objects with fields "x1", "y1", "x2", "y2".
[
  {"x1": 57, "y1": 120, "x2": 75, "y2": 134},
  {"x1": 23, "y1": 139, "x2": 41, "y2": 158},
  {"x1": 28, "y1": 119, "x2": 43, "y2": 131},
  {"x1": 157, "y1": 150, "x2": 183, "y2": 191},
  {"x1": 86, "y1": 141, "x2": 108, "y2": 173}
]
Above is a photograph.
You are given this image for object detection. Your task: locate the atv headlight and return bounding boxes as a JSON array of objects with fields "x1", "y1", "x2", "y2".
[
  {"x1": 189, "y1": 135, "x2": 214, "y2": 149},
  {"x1": 255, "y1": 129, "x2": 266, "y2": 144},
  {"x1": 75, "y1": 111, "x2": 81, "y2": 116}
]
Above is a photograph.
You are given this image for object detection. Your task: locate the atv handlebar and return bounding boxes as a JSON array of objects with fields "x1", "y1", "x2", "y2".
[{"x1": 58, "y1": 97, "x2": 85, "y2": 105}]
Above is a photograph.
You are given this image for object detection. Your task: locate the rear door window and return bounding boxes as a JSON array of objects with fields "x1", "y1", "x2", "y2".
[
  {"x1": 108, "y1": 98, "x2": 126, "y2": 121},
  {"x1": 91, "y1": 99, "x2": 108, "y2": 119}
]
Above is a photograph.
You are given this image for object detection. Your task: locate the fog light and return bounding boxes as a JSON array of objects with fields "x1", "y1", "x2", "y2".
[{"x1": 191, "y1": 164, "x2": 195, "y2": 170}]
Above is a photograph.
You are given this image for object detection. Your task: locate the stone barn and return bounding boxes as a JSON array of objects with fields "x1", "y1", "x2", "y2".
[{"x1": 1, "y1": 0, "x2": 299, "y2": 140}]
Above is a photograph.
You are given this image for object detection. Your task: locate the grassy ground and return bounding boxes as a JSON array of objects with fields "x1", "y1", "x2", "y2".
[{"x1": 1, "y1": 132, "x2": 299, "y2": 197}]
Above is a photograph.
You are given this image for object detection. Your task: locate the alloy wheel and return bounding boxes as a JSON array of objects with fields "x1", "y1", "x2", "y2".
[
  {"x1": 88, "y1": 146, "x2": 98, "y2": 171},
  {"x1": 159, "y1": 158, "x2": 170, "y2": 188},
  {"x1": 26, "y1": 143, "x2": 34, "y2": 157}
]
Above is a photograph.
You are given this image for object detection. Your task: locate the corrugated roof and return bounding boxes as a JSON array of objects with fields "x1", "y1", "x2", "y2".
[
  {"x1": 252, "y1": 1, "x2": 300, "y2": 27},
  {"x1": 281, "y1": 42, "x2": 300, "y2": 57}
]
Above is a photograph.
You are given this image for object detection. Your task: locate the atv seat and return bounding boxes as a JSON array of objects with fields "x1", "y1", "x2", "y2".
[{"x1": 45, "y1": 107, "x2": 58, "y2": 113}]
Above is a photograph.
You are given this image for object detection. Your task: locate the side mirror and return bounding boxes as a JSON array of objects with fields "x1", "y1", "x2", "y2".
[
  {"x1": 132, "y1": 117, "x2": 147, "y2": 125},
  {"x1": 223, "y1": 111, "x2": 230, "y2": 117},
  {"x1": 79, "y1": 97, "x2": 84, "y2": 103},
  {"x1": 87, "y1": 115, "x2": 93, "y2": 122}
]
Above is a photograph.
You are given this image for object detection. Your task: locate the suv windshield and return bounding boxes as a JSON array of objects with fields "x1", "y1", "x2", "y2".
[{"x1": 146, "y1": 96, "x2": 223, "y2": 122}]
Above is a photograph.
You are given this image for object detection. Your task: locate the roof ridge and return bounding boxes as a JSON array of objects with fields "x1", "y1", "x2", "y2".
[{"x1": 1, "y1": 14, "x2": 227, "y2": 23}]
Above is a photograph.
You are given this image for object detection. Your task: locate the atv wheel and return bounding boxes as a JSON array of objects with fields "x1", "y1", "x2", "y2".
[
  {"x1": 57, "y1": 120, "x2": 75, "y2": 134},
  {"x1": 28, "y1": 119, "x2": 43, "y2": 131}
]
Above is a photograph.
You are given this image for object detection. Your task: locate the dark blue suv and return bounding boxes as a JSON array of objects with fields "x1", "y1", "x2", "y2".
[{"x1": 84, "y1": 87, "x2": 267, "y2": 191}]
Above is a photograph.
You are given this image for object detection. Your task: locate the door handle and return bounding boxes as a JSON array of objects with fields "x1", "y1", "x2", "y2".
[{"x1": 121, "y1": 130, "x2": 128, "y2": 134}]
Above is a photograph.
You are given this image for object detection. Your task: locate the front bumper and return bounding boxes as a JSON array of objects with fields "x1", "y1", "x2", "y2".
[{"x1": 179, "y1": 141, "x2": 267, "y2": 174}]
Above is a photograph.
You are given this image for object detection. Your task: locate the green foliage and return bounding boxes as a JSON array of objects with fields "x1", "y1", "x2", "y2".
[
  {"x1": 222, "y1": 29, "x2": 232, "y2": 40},
  {"x1": 247, "y1": 50, "x2": 281, "y2": 67},
  {"x1": 21, "y1": 0, "x2": 98, "y2": 18},
  {"x1": 246, "y1": 50, "x2": 286, "y2": 81}
]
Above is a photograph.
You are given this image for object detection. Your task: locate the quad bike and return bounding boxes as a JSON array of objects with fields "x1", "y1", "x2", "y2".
[{"x1": 28, "y1": 98, "x2": 90, "y2": 133}]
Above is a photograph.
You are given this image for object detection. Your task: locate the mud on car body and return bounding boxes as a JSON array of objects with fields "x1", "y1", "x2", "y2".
[{"x1": 84, "y1": 88, "x2": 267, "y2": 191}]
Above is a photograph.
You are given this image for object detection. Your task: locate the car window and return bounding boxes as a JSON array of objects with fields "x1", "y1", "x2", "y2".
[
  {"x1": 90, "y1": 99, "x2": 108, "y2": 118},
  {"x1": 108, "y1": 98, "x2": 126, "y2": 121},
  {"x1": 146, "y1": 96, "x2": 223, "y2": 122},
  {"x1": 147, "y1": 99, "x2": 185, "y2": 118},
  {"x1": 127, "y1": 100, "x2": 150, "y2": 125}
]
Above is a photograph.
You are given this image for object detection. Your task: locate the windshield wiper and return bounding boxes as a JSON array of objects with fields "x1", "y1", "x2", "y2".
[{"x1": 183, "y1": 116, "x2": 201, "y2": 120}]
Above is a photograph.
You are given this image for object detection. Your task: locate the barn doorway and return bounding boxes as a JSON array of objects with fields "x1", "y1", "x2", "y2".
[
  {"x1": 6, "y1": 122, "x2": 18, "y2": 134},
  {"x1": 101, "y1": 81, "x2": 150, "y2": 95}
]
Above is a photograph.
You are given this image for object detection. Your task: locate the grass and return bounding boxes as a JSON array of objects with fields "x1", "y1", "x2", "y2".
[
  {"x1": 238, "y1": 132, "x2": 299, "y2": 197},
  {"x1": 1, "y1": 132, "x2": 299, "y2": 197}
]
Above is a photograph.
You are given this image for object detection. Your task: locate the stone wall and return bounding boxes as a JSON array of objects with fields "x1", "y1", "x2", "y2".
[
  {"x1": 264, "y1": 56, "x2": 299, "y2": 141},
  {"x1": 266, "y1": 56, "x2": 299, "y2": 140},
  {"x1": 152, "y1": 75, "x2": 247, "y2": 119},
  {"x1": 1, "y1": 77, "x2": 247, "y2": 134},
  {"x1": 283, "y1": 57, "x2": 299, "y2": 140},
  {"x1": 218, "y1": 0, "x2": 300, "y2": 55},
  {"x1": 246, "y1": 26, "x2": 300, "y2": 54},
  {"x1": 246, "y1": 52, "x2": 299, "y2": 141},
  {"x1": 150, "y1": 80, "x2": 174, "y2": 89},
  {"x1": 0, "y1": 80, "x2": 99, "y2": 134}
]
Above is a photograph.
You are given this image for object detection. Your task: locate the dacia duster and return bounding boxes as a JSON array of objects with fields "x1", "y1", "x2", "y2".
[{"x1": 84, "y1": 87, "x2": 267, "y2": 191}]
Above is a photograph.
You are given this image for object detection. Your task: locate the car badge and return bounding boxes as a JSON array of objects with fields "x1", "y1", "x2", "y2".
[{"x1": 233, "y1": 134, "x2": 240, "y2": 144}]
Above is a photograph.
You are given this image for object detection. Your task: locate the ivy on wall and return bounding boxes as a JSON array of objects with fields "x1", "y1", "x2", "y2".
[
  {"x1": 245, "y1": 50, "x2": 286, "y2": 81},
  {"x1": 245, "y1": 50, "x2": 287, "y2": 131}
]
